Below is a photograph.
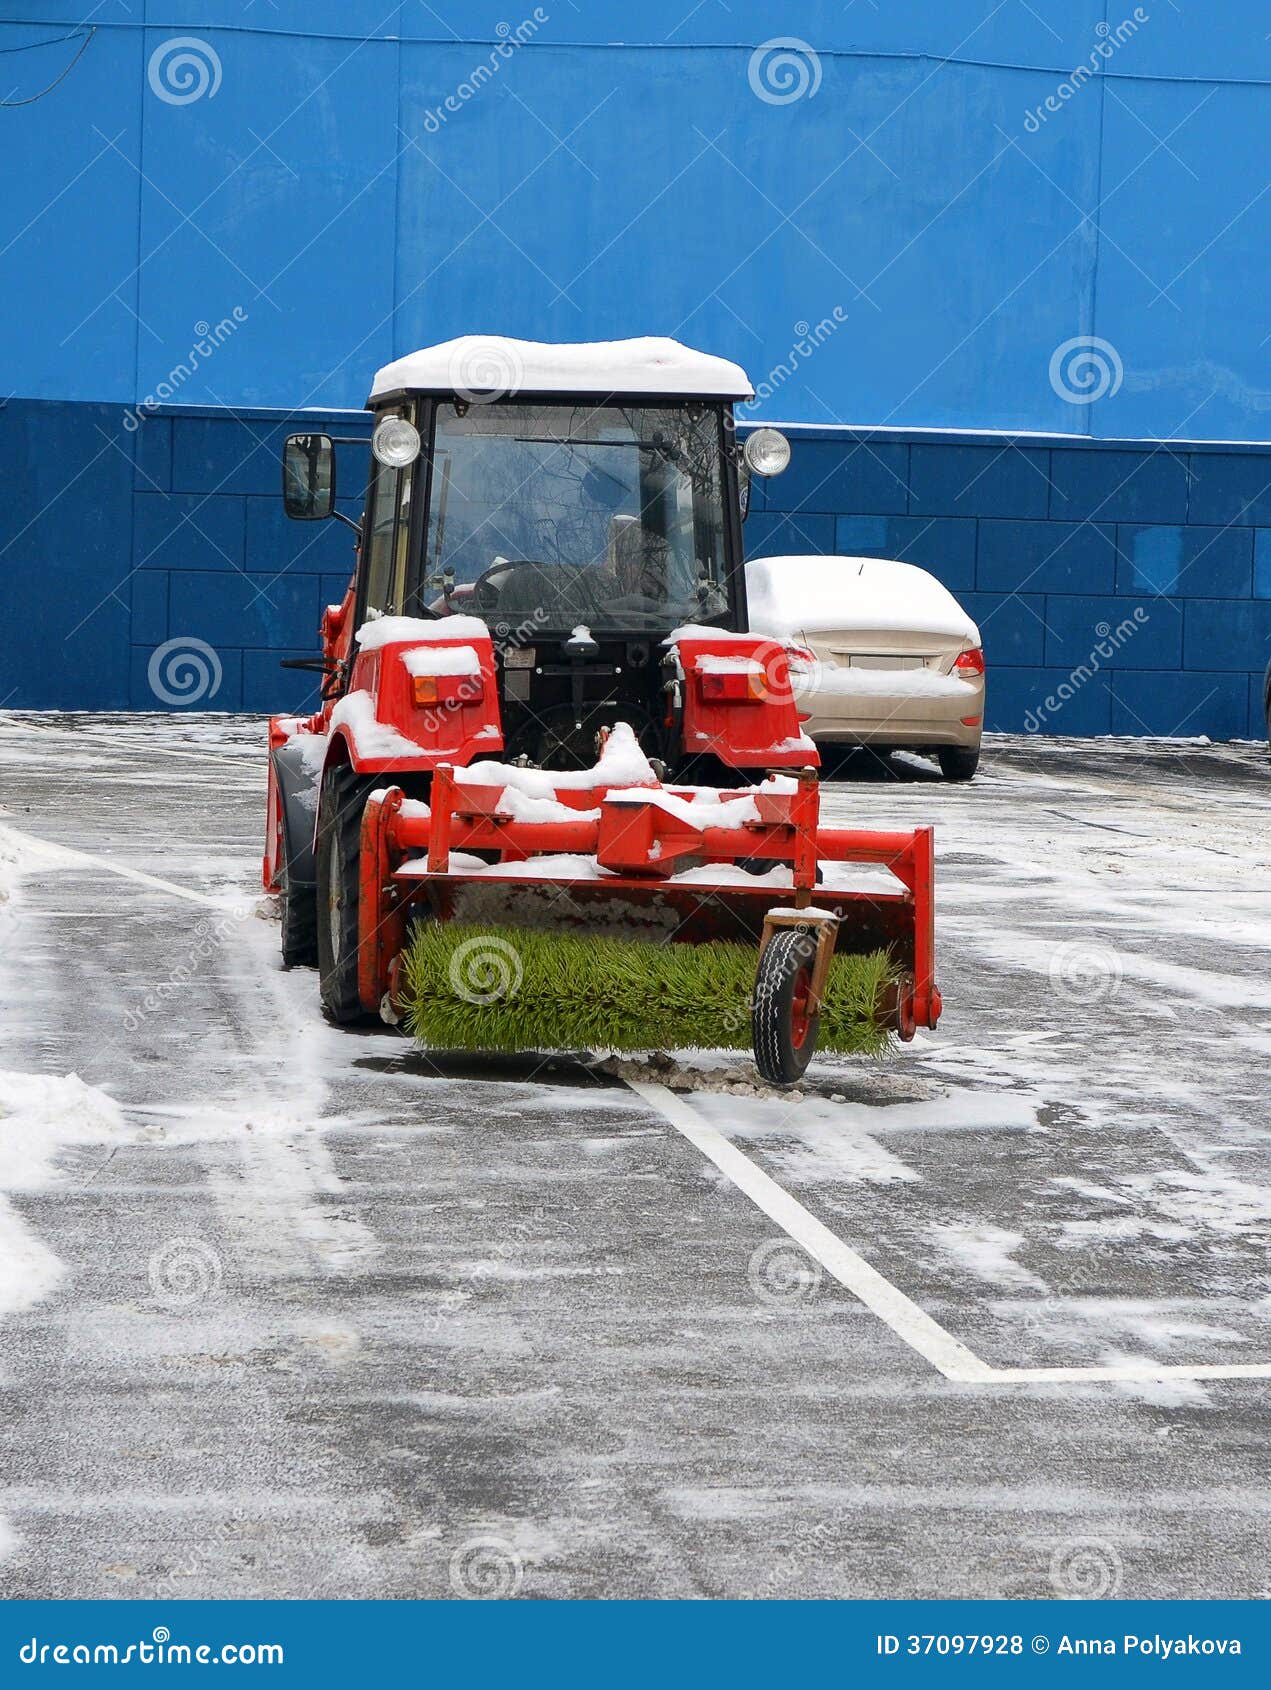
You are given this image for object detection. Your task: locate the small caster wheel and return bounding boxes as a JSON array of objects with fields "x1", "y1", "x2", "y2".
[{"x1": 752, "y1": 928, "x2": 821, "y2": 1086}]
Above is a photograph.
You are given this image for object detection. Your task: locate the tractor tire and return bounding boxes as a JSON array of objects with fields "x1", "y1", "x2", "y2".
[
  {"x1": 752, "y1": 927, "x2": 821, "y2": 1087},
  {"x1": 938, "y1": 745, "x2": 980, "y2": 783},
  {"x1": 279, "y1": 857, "x2": 317, "y2": 969},
  {"x1": 315, "y1": 764, "x2": 376, "y2": 1023}
]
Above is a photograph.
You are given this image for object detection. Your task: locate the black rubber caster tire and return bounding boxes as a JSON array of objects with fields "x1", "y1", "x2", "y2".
[{"x1": 752, "y1": 928, "x2": 821, "y2": 1087}]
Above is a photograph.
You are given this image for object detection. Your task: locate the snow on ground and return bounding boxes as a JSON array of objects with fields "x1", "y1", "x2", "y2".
[{"x1": 0, "y1": 714, "x2": 1269, "y2": 1597}]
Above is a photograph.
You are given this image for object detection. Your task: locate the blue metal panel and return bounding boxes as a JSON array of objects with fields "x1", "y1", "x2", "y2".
[
  {"x1": 133, "y1": 28, "x2": 397, "y2": 411},
  {"x1": 1043, "y1": 596, "x2": 1183, "y2": 672},
  {"x1": 1, "y1": 400, "x2": 136, "y2": 708},
  {"x1": 995, "y1": 668, "x2": 1113, "y2": 736},
  {"x1": 172, "y1": 418, "x2": 294, "y2": 497},
  {"x1": 1250, "y1": 673, "x2": 1269, "y2": 736},
  {"x1": 976, "y1": 520, "x2": 1117, "y2": 595},
  {"x1": 130, "y1": 644, "x2": 242, "y2": 711},
  {"x1": 1094, "y1": 77, "x2": 1271, "y2": 440},
  {"x1": 3, "y1": 9, "x2": 1266, "y2": 438},
  {"x1": 1183, "y1": 599, "x2": 1271, "y2": 672},
  {"x1": 132, "y1": 419, "x2": 172, "y2": 492},
  {"x1": 242, "y1": 650, "x2": 322, "y2": 716},
  {"x1": 743, "y1": 511, "x2": 836, "y2": 558},
  {"x1": 958, "y1": 593, "x2": 1046, "y2": 666},
  {"x1": 1257, "y1": 531, "x2": 1271, "y2": 599},
  {"x1": 1111, "y1": 672, "x2": 1251, "y2": 741},
  {"x1": 0, "y1": 26, "x2": 143, "y2": 402},
  {"x1": 765, "y1": 442, "x2": 909, "y2": 515},
  {"x1": 832, "y1": 517, "x2": 890, "y2": 554},
  {"x1": 909, "y1": 446, "x2": 1050, "y2": 519},
  {"x1": 130, "y1": 572, "x2": 168, "y2": 646},
  {"x1": 833, "y1": 515, "x2": 977, "y2": 589},
  {"x1": 1188, "y1": 455, "x2": 1271, "y2": 528},
  {"x1": 245, "y1": 498, "x2": 357, "y2": 579},
  {"x1": 133, "y1": 493, "x2": 246, "y2": 572},
  {"x1": 1047, "y1": 449, "x2": 1189, "y2": 525},
  {"x1": 1117, "y1": 525, "x2": 1253, "y2": 599},
  {"x1": 168, "y1": 569, "x2": 322, "y2": 651}
]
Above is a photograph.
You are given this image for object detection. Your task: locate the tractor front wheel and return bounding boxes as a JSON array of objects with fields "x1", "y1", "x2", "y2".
[
  {"x1": 279, "y1": 857, "x2": 318, "y2": 969},
  {"x1": 752, "y1": 928, "x2": 821, "y2": 1087},
  {"x1": 315, "y1": 764, "x2": 376, "y2": 1022}
]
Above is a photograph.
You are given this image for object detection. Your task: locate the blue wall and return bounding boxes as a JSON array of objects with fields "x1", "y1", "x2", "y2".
[
  {"x1": 2, "y1": 398, "x2": 1267, "y2": 738},
  {"x1": 4, "y1": 4, "x2": 1271, "y2": 438}
]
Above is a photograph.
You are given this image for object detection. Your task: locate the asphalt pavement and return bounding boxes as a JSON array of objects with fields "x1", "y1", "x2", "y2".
[{"x1": 1, "y1": 714, "x2": 1269, "y2": 1599}]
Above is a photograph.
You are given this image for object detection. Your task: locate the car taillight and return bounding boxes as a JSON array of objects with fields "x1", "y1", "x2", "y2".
[{"x1": 953, "y1": 648, "x2": 985, "y2": 675}]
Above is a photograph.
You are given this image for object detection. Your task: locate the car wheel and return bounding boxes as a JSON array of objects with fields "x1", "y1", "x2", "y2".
[{"x1": 938, "y1": 746, "x2": 979, "y2": 782}]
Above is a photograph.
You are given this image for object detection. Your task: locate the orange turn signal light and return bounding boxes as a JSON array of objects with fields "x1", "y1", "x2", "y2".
[{"x1": 412, "y1": 675, "x2": 439, "y2": 706}]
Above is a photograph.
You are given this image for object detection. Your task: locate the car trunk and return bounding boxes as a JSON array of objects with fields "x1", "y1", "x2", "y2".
[{"x1": 801, "y1": 627, "x2": 974, "y2": 723}]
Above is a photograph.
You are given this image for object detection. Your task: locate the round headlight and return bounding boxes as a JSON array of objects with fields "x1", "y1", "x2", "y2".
[
  {"x1": 372, "y1": 416, "x2": 421, "y2": 468},
  {"x1": 744, "y1": 427, "x2": 792, "y2": 478}
]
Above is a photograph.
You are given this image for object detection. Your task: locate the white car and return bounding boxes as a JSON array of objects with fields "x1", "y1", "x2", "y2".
[{"x1": 746, "y1": 554, "x2": 986, "y2": 781}]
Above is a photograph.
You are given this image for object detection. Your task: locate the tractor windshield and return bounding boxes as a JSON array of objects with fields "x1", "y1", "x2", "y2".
[{"x1": 423, "y1": 402, "x2": 731, "y2": 630}]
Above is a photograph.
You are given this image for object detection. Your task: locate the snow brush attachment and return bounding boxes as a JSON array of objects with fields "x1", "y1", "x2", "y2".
[{"x1": 399, "y1": 922, "x2": 896, "y2": 1075}]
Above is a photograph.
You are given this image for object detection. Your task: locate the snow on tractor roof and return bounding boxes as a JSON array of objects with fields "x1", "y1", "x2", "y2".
[{"x1": 368, "y1": 336, "x2": 753, "y2": 402}]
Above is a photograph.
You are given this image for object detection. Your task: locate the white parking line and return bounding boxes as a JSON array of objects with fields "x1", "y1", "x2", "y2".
[
  {"x1": 631, "y1": 1082, "x2": 1271, "y2": 1388},
  {"x1": 0, "y1": 822, "x2": 243, "y2": 911}
]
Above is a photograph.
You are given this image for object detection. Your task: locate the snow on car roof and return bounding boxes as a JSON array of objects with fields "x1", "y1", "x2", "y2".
[
  {"x1": 745, "y1": 554, "x2": 980, "y2": 643},
  {"x1": 369, "y1": 336, "x2": 753, "y2": 402}
]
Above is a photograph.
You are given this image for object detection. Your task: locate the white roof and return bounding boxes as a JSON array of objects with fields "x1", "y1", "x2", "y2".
[
  {"x1": 745, "y1": 555, "x2": 980, "y2": 643},
  {"x1": 369, "y1": 336, "x2": 753, "y2": 402}
]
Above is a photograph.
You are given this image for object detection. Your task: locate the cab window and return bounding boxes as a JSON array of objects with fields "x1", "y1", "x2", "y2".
[{"x1": 360, "y1": 405, "x2": 415, "y2": 619}]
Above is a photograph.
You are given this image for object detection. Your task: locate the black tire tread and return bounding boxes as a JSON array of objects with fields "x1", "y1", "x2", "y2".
[
  {"x1": 937, "y1": 745, "x2": 980, "y2": 782},
  {"x1": 315, "y1": 764, "x2": 376, "y2": 1023},
  {"x1": 752, "y1": 928, "x2": 819, "y2": 1087},
  {"x1": 279, "y1": 860, "x2": 318, "y2": 969}
]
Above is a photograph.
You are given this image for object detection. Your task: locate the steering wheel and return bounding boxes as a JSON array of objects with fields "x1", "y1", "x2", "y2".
[{"x1": 472, "y1": 557, "x2": 609, "y2": 620}]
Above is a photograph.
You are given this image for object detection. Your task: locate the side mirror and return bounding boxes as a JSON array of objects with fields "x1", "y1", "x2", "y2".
[{"x1": 282, "y1": 433, "x2": 335, "y2": 521}]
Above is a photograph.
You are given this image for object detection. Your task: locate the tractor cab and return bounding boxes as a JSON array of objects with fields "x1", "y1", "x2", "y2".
[{"x1": 282, "y1": 336, "x2": 791, "y2": 769}]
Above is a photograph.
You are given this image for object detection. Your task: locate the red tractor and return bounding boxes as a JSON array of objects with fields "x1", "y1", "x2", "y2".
[{"x1": 263, "y1": 337, "x2": 940, "y2": 1084}]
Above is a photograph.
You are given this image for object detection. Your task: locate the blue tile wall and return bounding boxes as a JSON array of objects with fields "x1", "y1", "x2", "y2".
[{"x1": 1, "y1": 399, "x2": 1268, "y2": 738}]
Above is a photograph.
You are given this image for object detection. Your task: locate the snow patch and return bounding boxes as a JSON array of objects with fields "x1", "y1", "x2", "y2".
[
  {"x1": 454, "y1": 721, "x2": 656, "y2": 794},
  {"x1": 932, "y1": 1223, "x2": 1045, "y2": 1289},
  {"x1": 401, "y1": 644, "x2": 483, "y2": 678},
  {"x1": 0, "y1": 1070, "x2": 129, "y2": 1316},
  {"x1": 328, "y1": 690, "x2": 423, "y2": 760},
  {"x1": 369, "y1": 336, "x2": 752, "y2": 402},
  {"x1": 793, "y1": 659, "x2": 978, "y2": 702},
  {"x1": 746, "y1": 555, "x2": 980, "y2": 643},
  {"x1": 355, "y1": 614, "x2": 490, "y2": 650}
]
